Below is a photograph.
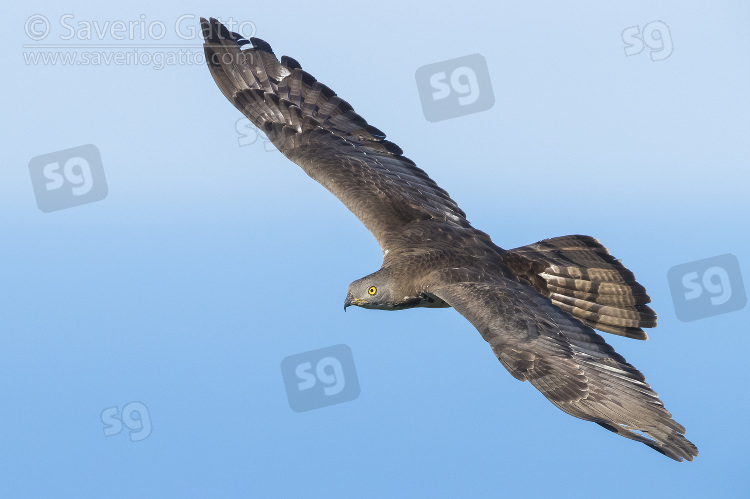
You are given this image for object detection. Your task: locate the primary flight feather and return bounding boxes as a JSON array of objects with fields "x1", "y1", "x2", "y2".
[{"x1": 201, "y1": 17, "x2": 697, "y2": 461}]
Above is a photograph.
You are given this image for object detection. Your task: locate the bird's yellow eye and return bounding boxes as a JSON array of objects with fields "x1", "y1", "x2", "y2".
[{"x1": 368, "y1": 286, "x2": 377, "y2": 295}]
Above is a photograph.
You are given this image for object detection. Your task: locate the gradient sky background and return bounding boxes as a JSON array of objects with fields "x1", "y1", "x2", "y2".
[{"x1": 3, "y1": 1, "x2": 749, "y2": 497}]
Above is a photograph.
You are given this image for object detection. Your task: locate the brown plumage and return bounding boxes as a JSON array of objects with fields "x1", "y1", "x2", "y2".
[{"x1": 201, "y1": 17, "x2": 697, "y2": 461}]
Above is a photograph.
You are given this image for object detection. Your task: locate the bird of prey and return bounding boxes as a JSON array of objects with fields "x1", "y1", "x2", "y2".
[{"x1": 201, "y1": 17, "x2": 697, "y2": 461}]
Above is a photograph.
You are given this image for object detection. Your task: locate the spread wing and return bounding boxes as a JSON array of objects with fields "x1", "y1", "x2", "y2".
[
  {"x1": 201, "y1": 17, "x2": 469, "y2": 250},
  {"x1": 427, "y1": 268, "x2": 698, "y2": 461}
]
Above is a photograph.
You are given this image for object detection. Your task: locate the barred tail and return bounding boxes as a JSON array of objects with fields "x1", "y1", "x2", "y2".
[{"x1": 503, "y1": 235, "x2": 656, "y2": 340}]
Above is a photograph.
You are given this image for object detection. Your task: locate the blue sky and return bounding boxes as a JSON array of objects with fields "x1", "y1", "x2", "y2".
[{"x1": 3, "y1": 1, "x2": 749, "y2": 497}]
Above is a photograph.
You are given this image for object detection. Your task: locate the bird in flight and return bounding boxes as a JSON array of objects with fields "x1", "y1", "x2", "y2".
[{"x1": 200, "y1": 17, "x2": 697, "y2": 461}]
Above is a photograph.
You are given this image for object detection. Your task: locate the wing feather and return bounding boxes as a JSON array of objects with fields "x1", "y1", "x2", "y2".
[
  {"x1": 427, "y1": 269, "x2": 698, "y2": 461},
  {"x1": 201, "y1": 17, "x2": 468, "y2": 249}
]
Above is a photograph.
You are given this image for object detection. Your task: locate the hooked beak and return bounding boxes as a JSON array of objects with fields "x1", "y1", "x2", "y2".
[{"x1": 344, "y1": 293, "x2": 366, "y2": 311}]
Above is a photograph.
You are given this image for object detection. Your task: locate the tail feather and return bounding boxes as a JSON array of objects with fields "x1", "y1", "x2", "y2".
[
  {"x1": 504, "y1": 235, "x2": 656, "y2": 340},
  {"x1": 544, "y1": 282, "x2": 641, "y2": 306}
]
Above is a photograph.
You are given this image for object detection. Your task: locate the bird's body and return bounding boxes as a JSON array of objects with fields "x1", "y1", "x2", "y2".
[
  {"x1": 201, "y1": 17, "x2": 698, "y2": 461},
  {"x1": 347, "y1": 222, "x2": 508, "y2": 310}
]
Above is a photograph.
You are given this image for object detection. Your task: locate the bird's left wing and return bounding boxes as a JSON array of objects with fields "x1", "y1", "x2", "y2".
[
  {"x1": 201, "y1": 17, "x2": 469, "y2": 250},
  {"x1": 426, "y1": 268, "x2": 698, "y2": 461}
]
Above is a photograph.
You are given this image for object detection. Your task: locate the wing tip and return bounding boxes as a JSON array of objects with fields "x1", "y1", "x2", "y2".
[
  {"x1": 201, "y1": 16, "x2": 252, "y2": 47},
  {"x1": 597, "y1": 421, "x2": 699, "y2": 462}
]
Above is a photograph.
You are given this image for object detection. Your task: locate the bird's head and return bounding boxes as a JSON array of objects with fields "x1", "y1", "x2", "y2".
[{"x1": 344, "y1": 269, "x2": 401, "y2": 311}]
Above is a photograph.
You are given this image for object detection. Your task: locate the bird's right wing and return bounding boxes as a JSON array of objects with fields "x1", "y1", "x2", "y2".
[
  {"x1": 426, "y1": 268, "x2": 698, "y2": 461},
  {"x1": 201, "y1": 18, "x2": 469, "y2": 250}
]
